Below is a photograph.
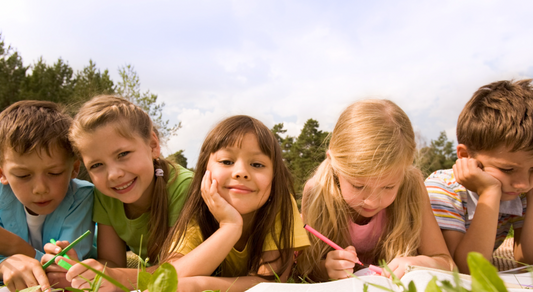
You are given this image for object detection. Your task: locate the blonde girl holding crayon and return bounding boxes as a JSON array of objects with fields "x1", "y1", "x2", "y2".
[
  {"x1": 297, "y1": 99, "x2": 453, "y2": 281},
  {"x1": 53, "y1": 95, "x2": 192, "y2": 274}
]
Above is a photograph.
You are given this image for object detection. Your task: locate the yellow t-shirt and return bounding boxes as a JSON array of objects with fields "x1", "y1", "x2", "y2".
[{"x1": 175, "y1": 197, "x2": 310, "y2": 277}]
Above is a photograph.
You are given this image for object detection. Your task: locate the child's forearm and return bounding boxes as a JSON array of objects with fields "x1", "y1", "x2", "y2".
[
  {"x1": 0, "y1": 228, "x2": 35, "y2": 258},
  {"x1": 177, "y1": 275, "x2": 269, "y2": 292},
  {"x1": 453, "y1": 190, "x2": 501, "y2": 273},
  {"x1": 516, "y1": 196, "x2": 533, "y2": 263},
  {"x1": 171, "y1": 223, "x2": 242, "y2": 278}
]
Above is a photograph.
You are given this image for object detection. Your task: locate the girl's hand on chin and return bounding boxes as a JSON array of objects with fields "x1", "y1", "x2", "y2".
[{"x1": 201, "y1": 170, "x2": 243, "y2": 228}]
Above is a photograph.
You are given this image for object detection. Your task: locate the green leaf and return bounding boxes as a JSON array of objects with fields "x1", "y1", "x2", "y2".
[
  {"x1": 147, "y1": 262, "x2": 178, "y2": 292},
  {"x1": 18, "y1": 286, "x2": 43, "y2": 292},
  {"x1": 424, "y1": 277, "x2": 441, "y2": 292},
  {"x1": 137, "y1": 270, "x2": 152, "y2": 291},
  {"x1": 408, "y1": 280, "x2": 418, "y2": 292},
  {"x1": 467, "y1": 252, "x2": 507, "y2": 292}
]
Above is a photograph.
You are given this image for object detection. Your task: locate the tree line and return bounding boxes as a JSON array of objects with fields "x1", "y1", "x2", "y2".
[{"x1": 1, "y1": 33, "x2": 457, "y2": 204}]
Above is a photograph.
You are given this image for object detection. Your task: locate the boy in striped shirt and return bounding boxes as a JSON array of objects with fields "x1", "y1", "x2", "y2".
[{"x1": 425, "y1": 79, "x2": 533, "y2": 273}]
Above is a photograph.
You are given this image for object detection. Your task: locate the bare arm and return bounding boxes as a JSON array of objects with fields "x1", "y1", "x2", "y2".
[
  {"x1": 444, "y1": 158, "x2": 502, "y2": 273},
  {"x1": 514, "y1": 191, "x2": 533, "y2": 264},
  {"x1": 0, "y1": 228, "x2": 35, "y2": 258},
  {"x1": 177, "y1": 249, "x2": 294, "y2": 292},
  {"x1": 97, "y1": 224, "x2": 127, "y2": 268},
  {"x1": 417, "y1": 193, "x2": 454, "y2": 271}
]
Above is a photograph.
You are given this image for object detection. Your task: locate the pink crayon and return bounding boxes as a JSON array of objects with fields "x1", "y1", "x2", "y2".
[{"x1": 304, "y1": 224, "x2": 382, "y2": 275}]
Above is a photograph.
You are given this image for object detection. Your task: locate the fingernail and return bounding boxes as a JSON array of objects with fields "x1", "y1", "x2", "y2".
[{"x1": 55, "y1": 247, "x2": 61, "y2": 253}]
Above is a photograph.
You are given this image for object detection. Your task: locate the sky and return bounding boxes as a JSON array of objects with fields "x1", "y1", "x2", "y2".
[{"x1": 1, "y1": 0, "x2": 533, "y2": 167}]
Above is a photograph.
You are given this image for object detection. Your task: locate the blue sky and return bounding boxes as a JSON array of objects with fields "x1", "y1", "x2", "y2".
[{"x1": 2, "y1": 0, "x2": 533, "y2": 167}]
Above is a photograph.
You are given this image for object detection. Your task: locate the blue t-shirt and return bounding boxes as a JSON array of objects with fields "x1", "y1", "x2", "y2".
[{"x1": 0, "y1": 179, "x2": 95, "y2": 263}]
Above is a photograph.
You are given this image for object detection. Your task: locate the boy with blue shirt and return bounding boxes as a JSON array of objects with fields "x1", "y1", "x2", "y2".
[
  {"x1": 426, "y1": 79, "x2": 533, "y2": 273},
  {"x1": 0, "y1": 101, "x2": 95, "y2": 292}
]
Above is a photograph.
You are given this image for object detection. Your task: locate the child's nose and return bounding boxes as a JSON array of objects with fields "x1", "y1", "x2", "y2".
[
  {"x1": 108, "y1": 166, "x2": 125, "y2": 181},
  {"x1": 33, "y1": 176, "x2": 49, "y2": 195},
  {"x1": 512, "y1": 172, "x2": 532, "y2": 192},
  {"x1": 232, "y1": 161, "x2": 249, "y2": 179}
]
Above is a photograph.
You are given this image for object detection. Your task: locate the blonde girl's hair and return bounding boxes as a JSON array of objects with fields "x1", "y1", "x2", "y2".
[
  {"x1": 69, "y1": 95, "x2": 175, "y2": 263},
  {"x1": 297, "y1": 99, "x2": 425, "y2": 281},
  {"x1": 160, "y1": 115, "x2": 296, "y2": 275}
]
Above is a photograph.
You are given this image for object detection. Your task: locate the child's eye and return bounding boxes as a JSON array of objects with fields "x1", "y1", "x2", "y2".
[
  {"x1": 384, "y1": 186, "x2": 395, "y2": 190},
  {"x1": 118, "y1": 151, "x2": 130, "y2": 158},
  {"x1": 49, "y1": 171, "x2": 65, "y2": 176},
  {"x1": 220, "y1": 160, "x2": 234, "y2": 165},
  {"x1": 499, "y1": 168, "x2": 513, "y2": 173},
  {"x1": 14, "y1": 174, "x2": 30, "y2": 179},
  {"x1": 251, "y1": 163, "x2": 265, "y2": 168},
  {"x1": 351, "y1": 184, "x2": 364, "y2": 190},
  {"x1": 90, "y1": 163, "x2": 102, "y2": 170}
]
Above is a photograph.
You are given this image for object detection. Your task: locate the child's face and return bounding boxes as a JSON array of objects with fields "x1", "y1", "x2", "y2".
[
  {"x1": 470, "y1": 146, "x2": 533, "y2": 201},
  {"x1": 206, "y1": 133, "x2": 273, "y2": 216},
  {"x1": 0, "y1": 146, "x2": 80, "y2": 215},
  {"x1": 76, "y1": 124, "x2": 160, "y2": 208},
  {"x1": 338, "y1": 168, "x2": 404, "y2": 219}
]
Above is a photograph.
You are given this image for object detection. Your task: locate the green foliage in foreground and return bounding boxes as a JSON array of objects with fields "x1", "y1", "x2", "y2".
[{"x1": 5, "y1": 251, "x2": 529, "y2": 292}]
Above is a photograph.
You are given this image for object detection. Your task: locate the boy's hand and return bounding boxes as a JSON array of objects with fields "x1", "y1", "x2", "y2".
[
  {"x1": 43, "y1": 240, "x2": 80, "y2": 262},
  {"x1": 453, "y1": 158, "x2": 502, "y2": 197},
  {"x1": 201, "y1": 170, "x2": 243, "y2": 228},
  {"x1": 0, "y1": 254, "x2": 50, "y2": 292},
  {"x1": 324, "y1": 246, "x2": 359, "y2": 280},
  {"x1": 41, "y1": 241, "x2": 79, "y2": 289}
]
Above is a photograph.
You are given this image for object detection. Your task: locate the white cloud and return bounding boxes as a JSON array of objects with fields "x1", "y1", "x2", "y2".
[{"x1": 2, "y1": 0, "x2": 533, "y2": 167}]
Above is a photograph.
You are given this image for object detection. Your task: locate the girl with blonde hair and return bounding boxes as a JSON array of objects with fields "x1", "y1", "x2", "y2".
[
  {"x1": 297, "y1": 99, "x2": 453, "y2": 281},
  {"x1": 52, "y1": 95, "x2": 192, "y2": 290}
]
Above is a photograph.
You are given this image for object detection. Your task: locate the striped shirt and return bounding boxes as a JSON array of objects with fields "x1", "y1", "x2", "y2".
[{"x1": 425, "y1": 169, "x2": 527, "y2": 250}]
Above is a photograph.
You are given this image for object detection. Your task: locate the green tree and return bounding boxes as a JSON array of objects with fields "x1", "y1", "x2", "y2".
[
  {"x1": 416, "y1": 131, "x2": 457, "y2": 177},
  {"x1": 71, "y1": 60, "x2": 114, "y2": 109},
  {"x1": 20, "y1": 57, "x2": 75, "y2": 105},
  {"x1": 287, "y1": 119, "x2": 329, "y2": 201},
  {"x1": 271, "y1": 123, "x2": 294, "y2": 165},
  {"x1": 0, "y1": 34, "x2": 27, "y2": 111},
  {"x1": 167, "y1": 150, "x2": 188, "y2": 169},
  {"x1": 116, "y1": 65, "x2": 180, "y2": 144}
]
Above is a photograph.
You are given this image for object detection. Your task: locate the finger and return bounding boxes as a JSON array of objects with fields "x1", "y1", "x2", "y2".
[
  {"x1": 6, "y1": 279, "x2": 16, "y2": 292},
  {"x1": 43, "y1": 242, "x2": 60, "y2": 254},
  {"x1": 65, "y1": 262, "x2": 89, "y2": 282},
  {"x1": 201, "y1": 170, "x2": 211, "y2": 196},
  {"x1": 46, "y1": 271, "x2": 70, "y2": 289},
  {"x1": 32, "y1": 266, "x2": 51, "y2": 291}
]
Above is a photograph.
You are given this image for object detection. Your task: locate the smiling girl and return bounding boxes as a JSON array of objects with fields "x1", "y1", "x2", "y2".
[
  {"x1": 158, "y1": 115, "x2": 309, "y2": 292},
  {"x1": 64, "y1": 95, "x2": 193, "y2": 269},
  {"x1": 297, "y1": 99, "x2": 454, "y2": 281}
]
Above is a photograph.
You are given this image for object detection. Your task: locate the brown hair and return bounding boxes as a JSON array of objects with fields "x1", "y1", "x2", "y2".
[
  {"x1": 297, "y1": 99, "x2": 424, "y2": 281},
  {"x1": 457, "y1": 79, "x2": 533, "y2": 153},
  {"x1": 0, "y1": 100, "x2": 74, "y2": 164},
  {"x1": 69, "y1": 95, "x2": 174, "y2": 263},
  {"x1": 161, "y1": 115, "x2": 295, "y2": 275}
]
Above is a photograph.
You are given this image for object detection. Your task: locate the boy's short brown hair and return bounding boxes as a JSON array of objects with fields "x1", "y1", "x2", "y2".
[
  {"x1": 457, "y1": 79, "x2": 533, "y2": 153},
  {"x1": 0, "y1": 100, "x2": 74, "y2": 164}
]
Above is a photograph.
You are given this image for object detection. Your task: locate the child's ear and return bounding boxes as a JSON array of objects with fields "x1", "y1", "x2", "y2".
[
  {"x1": 0, "y1": 168, "x2": 8, "y2": 185},
  {"x1": 70, "y1": 159, "x2": 81, "y2": 179},
  {"x1": 456, "y1": 144, "x2": 470, "y2": 159},
  {"x1": 326, "y1": 149, "x2": 331, "y2": 160},
  {"x1": 150, "y1": 131, "x2": 161, "y2": 159}
]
